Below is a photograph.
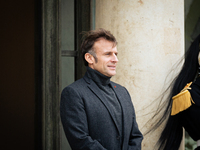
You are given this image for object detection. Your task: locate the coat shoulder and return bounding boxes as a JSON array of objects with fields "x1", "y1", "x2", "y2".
[{"x1": 62, "y1": 78, "x2": 87, "y2": 94}]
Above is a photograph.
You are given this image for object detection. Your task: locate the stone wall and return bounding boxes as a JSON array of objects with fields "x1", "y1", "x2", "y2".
[{"x1": 95, "y1": 0, "x2": 184, "y2": 149}]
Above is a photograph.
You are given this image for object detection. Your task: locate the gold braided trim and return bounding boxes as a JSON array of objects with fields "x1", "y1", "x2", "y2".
[{"x1": 171, "y1": 82, "x2": 195, "y2": 116}]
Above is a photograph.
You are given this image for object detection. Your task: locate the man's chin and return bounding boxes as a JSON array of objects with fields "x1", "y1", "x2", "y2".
[{"x1": 108, "y1": 71, "x2": 116, "y2": 77}]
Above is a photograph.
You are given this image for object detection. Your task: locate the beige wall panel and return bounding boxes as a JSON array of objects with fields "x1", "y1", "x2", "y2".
[{"x1": 95, "y1": 0, "x2": 184, "y2": 149}]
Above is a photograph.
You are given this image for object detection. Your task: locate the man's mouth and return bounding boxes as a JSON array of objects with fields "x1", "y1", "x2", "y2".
[{"x1": 108, "y1": 65, "x2": 116, "y2": 70}]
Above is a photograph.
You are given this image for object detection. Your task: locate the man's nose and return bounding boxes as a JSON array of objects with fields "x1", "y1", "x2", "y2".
[{"x1": 112, "y1": 54, "x2": 118, "y2": 62}]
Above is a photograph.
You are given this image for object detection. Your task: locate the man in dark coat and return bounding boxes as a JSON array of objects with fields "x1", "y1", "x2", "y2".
[{"x1": 60, "y1": 28, "x2": 143, "y2": 150}]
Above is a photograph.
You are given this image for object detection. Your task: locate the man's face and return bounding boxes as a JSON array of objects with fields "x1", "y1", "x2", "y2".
[{"x1": 89, "y1": 38, "x2": 118, "y2": 77}]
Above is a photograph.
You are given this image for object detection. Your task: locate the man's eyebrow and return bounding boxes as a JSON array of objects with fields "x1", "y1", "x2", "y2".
[
  {"x1": 103, "y1": 51, "x2": 111, "y2": 53},
  {"x1": 104, "y1": 51, "x2": 118, "y2": 53}
]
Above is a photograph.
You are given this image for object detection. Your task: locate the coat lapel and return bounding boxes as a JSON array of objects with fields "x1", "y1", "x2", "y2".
[
  {"x1": 110, "y1": 82, "x2": 126, "y2": 113},
  {"x1": 86, "y1": 77, "x2": 121, "y2": 134},
  {"x1": 110, "y1": 82, "x2": 131, "y2": 141}
]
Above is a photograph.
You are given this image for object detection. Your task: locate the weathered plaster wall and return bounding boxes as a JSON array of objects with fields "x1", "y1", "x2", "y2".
[{"x1": 95, "y1": 0, "x2": 184, "y2": 149}]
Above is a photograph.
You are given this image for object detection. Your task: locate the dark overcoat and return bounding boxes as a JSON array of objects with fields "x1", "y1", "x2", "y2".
[{"x1": 60, "y1": 71, "x2": 143, "y2": 150}]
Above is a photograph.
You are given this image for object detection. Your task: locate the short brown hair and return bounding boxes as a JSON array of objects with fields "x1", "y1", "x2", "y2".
[{"x1": 80, "y1": 28, "x2": 117, "y2": 66}]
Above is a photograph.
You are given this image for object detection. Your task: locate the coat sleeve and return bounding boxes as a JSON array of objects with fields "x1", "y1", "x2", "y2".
[
  {"x1": 124, "y1": 88, "x2": 143, "y2": 150},
  {"x1": 60, "y1": 86, "x2": 107, "y2": 150},
  {"x1": 128, "y1": 106, "x2": 143, "y2": 150}
]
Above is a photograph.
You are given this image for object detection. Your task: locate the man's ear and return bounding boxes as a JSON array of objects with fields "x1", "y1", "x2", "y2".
[{"x1": 85, "y1": 53, "x2": 95, "y2": 65}]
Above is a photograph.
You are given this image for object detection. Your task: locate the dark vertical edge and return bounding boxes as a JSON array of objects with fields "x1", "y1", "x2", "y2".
[
  {"x1": 75, "y1": 0, "x2": 91, "y2": 80},
  {"x1": 74, "y1": 0, "x2": 77, "y2": 81},
  {"x1": 34, "y1": 0, "x2": 42, "y2": 149},
  {"x1": 41, "y1": 0, "x2": 60, "y2": 149}
]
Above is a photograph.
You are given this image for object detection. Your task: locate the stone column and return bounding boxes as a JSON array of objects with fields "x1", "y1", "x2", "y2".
[{"x1": 95, "y1": 0, "x2": 184, "y2": 149}]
